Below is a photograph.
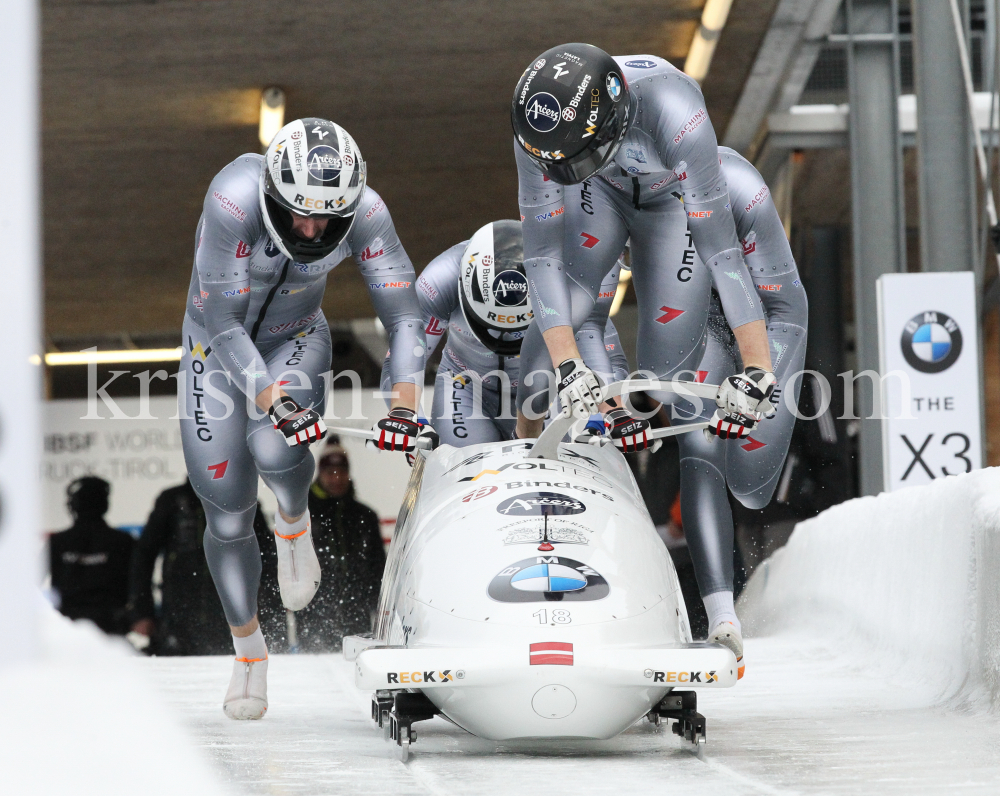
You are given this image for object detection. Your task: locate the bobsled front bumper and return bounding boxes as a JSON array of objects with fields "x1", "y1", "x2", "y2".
[
  {"x1": 353, "y1": 643, "x2": 736, "y2": 741},
  {"x1": 354, "y1": 643, "x2": 737, "y2": 691}
]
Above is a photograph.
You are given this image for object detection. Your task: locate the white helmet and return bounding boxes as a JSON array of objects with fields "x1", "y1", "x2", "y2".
[
  {"x1": 459, "y1": 220, "x2": 533, "y2": 356},
  {"x1": 259, "y1": 118, "x2": 367, "y2": 263}
]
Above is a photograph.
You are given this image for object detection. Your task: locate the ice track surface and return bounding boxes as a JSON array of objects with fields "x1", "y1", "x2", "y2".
[{"x1": 146, "y1": 637, "x2": 1000, "y2": 796}]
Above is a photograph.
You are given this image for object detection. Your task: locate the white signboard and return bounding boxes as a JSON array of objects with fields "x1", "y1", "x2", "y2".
[
  {"x1": 42, "y1": 390, "x2": 425, "y2": 537},
  {"x1": 877, "y1": 272, "x2": 982, "y2": 492}
]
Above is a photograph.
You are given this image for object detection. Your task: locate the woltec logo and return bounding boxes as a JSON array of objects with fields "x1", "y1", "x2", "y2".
[
  {"x1": 901, "y1": 311, "x2": 963, "y2": 373},
  {"x1": 492, "y1": 270, "x2": 528, "y2": 306},
  {"x1": 496, "y1": 492, "x2": 586, "y2": 516},
  {"x1": 525, "y1": 92, "x2": 561, "y2": 133},
  {"x1": 489, "y1": 555, "x2": 609, "y2": 602}
]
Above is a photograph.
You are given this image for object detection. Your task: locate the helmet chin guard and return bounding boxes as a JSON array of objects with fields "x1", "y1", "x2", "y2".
[
  {"x1": 458, "y1": 220, "x2": 533, "y2": 356},
  {"x1": 259, "y1": 118, "x2": 367, "y2": 263}
]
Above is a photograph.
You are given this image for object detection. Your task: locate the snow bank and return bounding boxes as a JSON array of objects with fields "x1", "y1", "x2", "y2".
[
  {"x1": 0, "y1": 603, "x2": 227, "y2": 795},
  {"x1": 739, "y1": 467, "x2": 1000, "y2": 708}
]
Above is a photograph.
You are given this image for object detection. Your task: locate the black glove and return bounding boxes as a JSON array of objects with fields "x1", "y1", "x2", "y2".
[
  {"x1": 367, "y1": 408, "x2": 420, "y2": 452},
  {"x1": 605, "y1": 408, "x2": 661, "y2": 453},
  {"x1": 268, "y1": 397, "x2": 327, "y2": 447},
  {"x1": 705, "y1": 408, "x2": 757, "y2": 441}
]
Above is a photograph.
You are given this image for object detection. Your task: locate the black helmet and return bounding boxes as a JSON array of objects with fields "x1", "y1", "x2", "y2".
[
  {"x1": 67, "y1": 476, "x2": 110, "y2": 520},
  {"x1": 511, "y1": 43, "x2": 631, "y2": 185},
  {"x1": 459, "y1": 220, "x2": 532, "y2": 356}
]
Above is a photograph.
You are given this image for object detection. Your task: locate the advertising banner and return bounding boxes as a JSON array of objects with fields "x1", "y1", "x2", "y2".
[{"x1": 877, "y1": 272, "x2": 982, "y2": 492}]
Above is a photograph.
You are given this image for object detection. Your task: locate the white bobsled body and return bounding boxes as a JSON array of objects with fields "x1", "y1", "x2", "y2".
[{"x1": 353, "y1": 439, "x2": 737, "y2": 741}]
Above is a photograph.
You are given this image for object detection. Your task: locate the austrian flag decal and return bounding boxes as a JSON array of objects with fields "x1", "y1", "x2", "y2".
[{"x1": 530, "y1": 641, "x2": 573, "y2": 666}]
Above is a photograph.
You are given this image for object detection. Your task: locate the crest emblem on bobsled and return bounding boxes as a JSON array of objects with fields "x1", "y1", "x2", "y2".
[
  {"x1": 496, "y1": 492, "x2": 585, "y2": 516},
  {"x1": 488, "y1": 556, "x2": 609, "y2": 602}
]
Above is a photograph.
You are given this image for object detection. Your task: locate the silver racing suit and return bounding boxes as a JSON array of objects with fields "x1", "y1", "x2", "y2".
[
  {"x1": 514, "y1": 55, "x2": 766, "y2": 418},
  {"x1": 180, "y1": 153, "x2": 424, "y2": 627},
  {"x1": 381, "y1": 244, "x2": 624, "y2": 446},
  {"x1": 578, "y1": 148, "x2": 808, "y2": 599}
]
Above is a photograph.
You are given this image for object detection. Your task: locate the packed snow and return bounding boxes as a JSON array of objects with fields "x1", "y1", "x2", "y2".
[{"x1": 8, "y1": 469, "x2": 1000, "y2": 794}]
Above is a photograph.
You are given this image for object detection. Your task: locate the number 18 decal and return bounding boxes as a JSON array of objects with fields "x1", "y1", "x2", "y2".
[{"x1": 532, "y1": 608, "x2": 572, "y2": 625}]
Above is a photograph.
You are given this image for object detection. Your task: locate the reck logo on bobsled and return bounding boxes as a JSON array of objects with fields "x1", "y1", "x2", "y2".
[
  {"x1": 497, "y1": 492, "x2": 585, "y2": 516},
  {"x1": 488, "y1": 556, "x2": 609, "y2": 602}
]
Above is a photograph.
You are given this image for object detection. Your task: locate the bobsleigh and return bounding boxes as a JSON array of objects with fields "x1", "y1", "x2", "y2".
[{"x1": 339, "y1": 380, "x2": 737, "y2": 758}]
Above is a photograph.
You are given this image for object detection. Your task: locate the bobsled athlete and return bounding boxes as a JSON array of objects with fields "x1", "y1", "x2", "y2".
[
  {"x1": 509, "y1": 44, "x2": 776, "y2": 451},
  {"x1": 579, "y1": 149, "x2": 808, "y2": 676},
  {"x1": 180, "y1": 117, "x2": 425, "y2": 720},
  {"x1": 381, "y1": 220, "x2": 626, "y2": 446}
]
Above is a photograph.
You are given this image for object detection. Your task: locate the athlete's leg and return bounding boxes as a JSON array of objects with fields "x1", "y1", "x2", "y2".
[
  {"x1": 726, "y1": 320, "x2": 807, "y2": 508},
  {"x1": 180, "y1": 318, "x2": 262, "y2": 630},
  {"x1": 248, "y1": 324, "x2": 332, "y2": 611},
  {"x1": 516, "y1": 180, "x2": 630, "y2": 431},
  {"x1": 670, "y1": 314, "x2": 739, "y2": 602},
  {"x1": 431, "y1": 356, "x2": 506, "y2": 447},
  {"x1": 629, "y1": 199, "x2": 713, "y2": 388},
  {"x1": 248, "y1": 325, "x2": 332, "y2": 518}
]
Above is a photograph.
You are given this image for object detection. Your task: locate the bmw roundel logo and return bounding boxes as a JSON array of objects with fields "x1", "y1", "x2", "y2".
[
  {"x1": 306, "y1": 145, "x2": 342, "y2": 182},
  {"x1": 607, "y1": 72, "x2": 623, "y2": 101},
  {"x1": 901, "y1": 311, "x2": 963, "y2": 373},
  {"x1": 492, "y1": 270, "x2": 528, "y2": 307},
  {"x1": 525, "y1": 92, "x2": 562, "y2": 132},
  {"x1": 488, "y1": 556, "x2": 609, "y2": 603}
]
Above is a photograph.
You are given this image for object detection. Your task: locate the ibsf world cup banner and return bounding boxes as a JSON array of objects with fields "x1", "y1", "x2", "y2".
[{"x1": 877, "y1": 272, "x2": 982, "y2": 492}]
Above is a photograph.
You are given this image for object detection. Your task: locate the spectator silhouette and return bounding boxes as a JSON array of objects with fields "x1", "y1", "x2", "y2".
[
  {"x1": 128, "y1": 478, "x2": 282, "y2": 655},
  {"x1": 49, "y1": 477, "x2": 134, "y2": 635}
]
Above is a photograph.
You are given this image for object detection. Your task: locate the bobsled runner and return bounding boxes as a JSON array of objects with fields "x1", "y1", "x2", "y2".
[{"x1": 338, "y1": 379, "x2": 738, "y2": 759}]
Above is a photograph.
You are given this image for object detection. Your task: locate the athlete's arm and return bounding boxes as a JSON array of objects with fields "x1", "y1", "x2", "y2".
[
  {"x1": 575, "y1": 262, "x2": 622, "y2": 385},
  {"x1": 196, "y1": 172, "x2": 277, "y2": 401},
  {"x1": 351, "y1": 189, "x2": 424, "y2": 412},
  {"x1": 656, "y1": 79, "x2": 769, "y2": 370},
  {"x1": 723, "y1": 149, "x2": 808, "y2": 329},
  {"x1": 514, "y1": 143, "x2": 583, "y2": 366},
  {"x1": 417, "y1": 242, "x2": 465, "y2": 361}
]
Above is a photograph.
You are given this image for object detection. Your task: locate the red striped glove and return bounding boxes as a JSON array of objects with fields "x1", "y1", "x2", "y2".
[
  {"x1": 268, "y1": 397, "x2": 327, "y2": 447},
  {"x1": 706, "y1": 408, "x2": 756, "y2": 441},
  {"x1": 367, "y1": 408, "x2": 419, "y2": 453},
  {"x1": 604, "y1": 408, "x2": 661, "y2": 453}
]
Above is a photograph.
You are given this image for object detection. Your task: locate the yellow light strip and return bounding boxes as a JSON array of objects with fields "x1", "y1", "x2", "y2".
[
  {"x1": 42, "y1": 348, "x2": 184, "y2": 366},
  {"x1": 684, "y1": 0, "x2": 734, "y2": 83},
  {"x1": 609, "y1": 269, "x2": 632, "y2": 317}
]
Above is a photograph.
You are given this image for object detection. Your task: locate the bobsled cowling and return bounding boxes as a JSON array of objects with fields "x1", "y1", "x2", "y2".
[{"x1": 349, "y1": 433, "x2": 737, "y2": 741}]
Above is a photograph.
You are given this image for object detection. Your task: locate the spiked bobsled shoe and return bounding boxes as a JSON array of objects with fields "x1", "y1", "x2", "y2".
[
  {"x1": 274, "y1": 513, "x2": 321, "y2": 611},
  {"x1": 224, "y1": 657, "x2": 268, "y2": 720},
  {"x1": 709, "y1": 621, "x2": 745, "y2": 680}
]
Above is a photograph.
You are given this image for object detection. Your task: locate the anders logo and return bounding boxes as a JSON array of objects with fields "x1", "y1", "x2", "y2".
[
  {"x1": 901, "y1": 310, "x2": 963, "y2": 374},
  {"x1": 525, "y1": 92, "x2": 561, "y2": 132},
  {"x1": 489, "y1": 556, "x2": 609, "y2": 602},
  {"x1": 492, "y1": 270, "x2": 528, "y2": 306},
  {"x1": 497, "y1": 491, "x2": 585, "y2": 516},
  {"x1": 306, "y1": 145, "x2": 342, "y2": 182}
]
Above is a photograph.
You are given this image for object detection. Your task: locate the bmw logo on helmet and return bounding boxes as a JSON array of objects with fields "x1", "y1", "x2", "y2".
[
  {"x1": 900, "y1": 311, "x2": 963, "y2": 373},
  {"x1": 606, "y1": 72, "x2": 623, "y2": 101},
  {"x1": 488, "y1": 556, "x2": 609, "y2": 603}
]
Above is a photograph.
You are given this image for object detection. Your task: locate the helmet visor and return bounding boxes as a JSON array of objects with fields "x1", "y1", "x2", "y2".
[
  {"x1": 263, "y1": 193, "x2": 354, "y2": 264},
  {"x1": 538, "y1": 100, "x2": 629, "y2": 186}
]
